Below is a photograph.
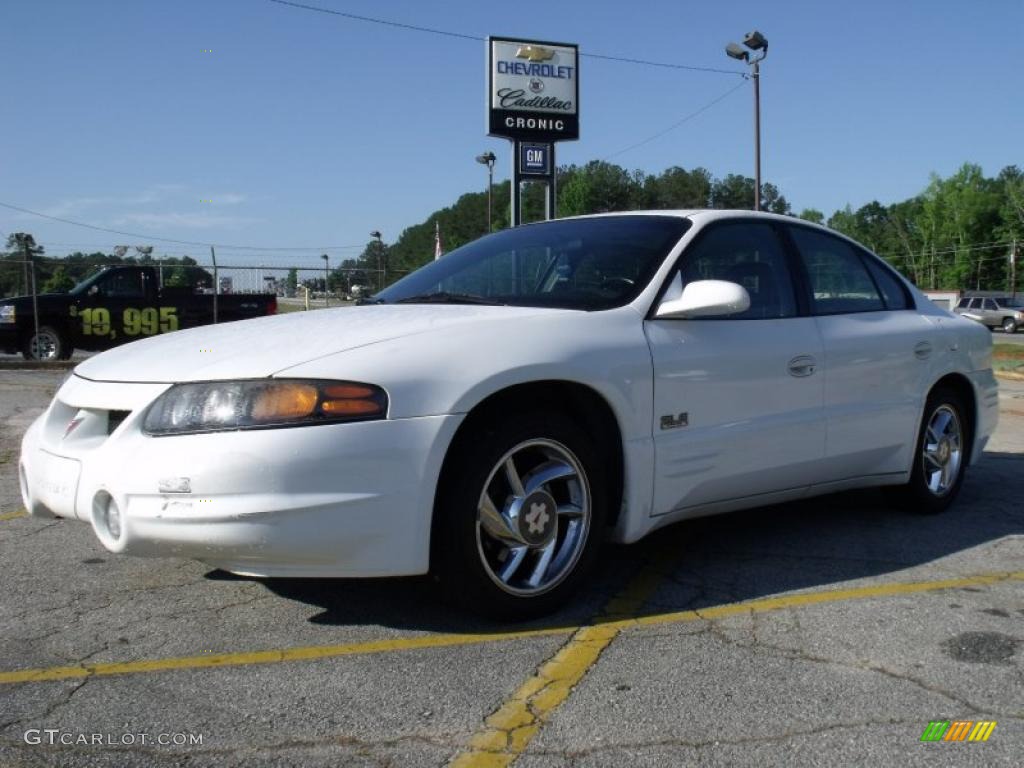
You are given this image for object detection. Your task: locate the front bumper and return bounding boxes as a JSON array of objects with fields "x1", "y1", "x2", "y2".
[
  {"x1": 967, "y1": 367, "x2": 999, "y2": 464},
  {"x1": 19, "y1": 375, "x2": 462, "y2": 577}
]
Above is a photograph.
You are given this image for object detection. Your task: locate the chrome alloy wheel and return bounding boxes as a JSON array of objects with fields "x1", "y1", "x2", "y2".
[
  {"x1": 475, "y1": 438, "x2": 592, "y2": 597},
  {"x1": 922, "y1": 404, "x2": 963, "y2": 497},
  {"x1": 28, "y1": 329, "x2": 60, "y2": 361}
]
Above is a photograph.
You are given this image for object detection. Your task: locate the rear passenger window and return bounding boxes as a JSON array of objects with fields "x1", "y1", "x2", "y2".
[
  {"x1": 789, "y1": 228, "x2": 884, "y2": 314},
  {"x1": 862, "y1": 255, "x2": 911, "y2": 310}
]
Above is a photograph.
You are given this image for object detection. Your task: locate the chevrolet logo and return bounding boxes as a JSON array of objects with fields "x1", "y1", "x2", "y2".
[{"x1": 515, "y1": 45, "x2": 556, "y2": 62}]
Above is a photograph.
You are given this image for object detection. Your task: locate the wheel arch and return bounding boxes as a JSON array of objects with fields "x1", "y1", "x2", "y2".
[
  {"x1": 926, "y1": 372, "x2": 978, "y2": 464},
  {"x1": 431, "y1": 380, "x2": 626, "y2": 562}
]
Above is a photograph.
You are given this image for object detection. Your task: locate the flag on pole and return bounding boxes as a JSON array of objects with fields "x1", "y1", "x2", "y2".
[{"x1": 434, "y1": 221, "x2": 443, "y2": 260}]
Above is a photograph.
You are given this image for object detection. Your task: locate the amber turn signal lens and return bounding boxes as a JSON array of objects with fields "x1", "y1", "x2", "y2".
[
  {"x1": 321, "y1": 384, "x2": 377, "y2": 399},
  {"x1": 320, "y1": 398, "x2": 383, "y2": 417},
  {"x1": 251, "y1": 383, "x2": 319, "y2": 420}
]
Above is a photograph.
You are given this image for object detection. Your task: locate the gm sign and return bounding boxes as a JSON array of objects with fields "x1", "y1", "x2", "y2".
[
  {"x1": 488, "y1": 36, "x2": 579, "y2": 142},
  {"x1": 519, "y1": 143, "x2": 552, "y2": 175}
]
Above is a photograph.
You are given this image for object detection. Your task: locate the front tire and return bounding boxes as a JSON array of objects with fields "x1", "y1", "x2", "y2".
[
  {"x1": 892, "y1": 387, "x2": 969, "y2": 514},
  {"x1": 21, "y1": 325, "x2": 70, "y2": 361},
  {"x1": 433, "y1": 409, "x2": 608, "y2": 620},
  {"x1": 1002, "y1": 317, "x2": 1018, "y2": 334}
]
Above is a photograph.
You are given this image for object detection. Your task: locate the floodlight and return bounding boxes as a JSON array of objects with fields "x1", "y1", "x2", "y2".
[
  {"x1": 725, "y1": 42, "x2": 748, "y2": 60},
  {"x1": 743, "y1": 30, "x2": 768, "y2": 51}
]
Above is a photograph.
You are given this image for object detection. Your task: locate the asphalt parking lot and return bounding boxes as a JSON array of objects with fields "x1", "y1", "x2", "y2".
[{"x1": 0, "y1": 368, "x2": 1021, "y2": 767}]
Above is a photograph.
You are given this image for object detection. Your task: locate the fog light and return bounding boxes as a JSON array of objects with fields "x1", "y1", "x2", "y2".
[
  {"x1": 18, "y1": 464, "x2": 30, "y2": 511},
  {"x1": 92, "y1": 491, "x2": 124, "y2": 544},
  {"x1": 105, "y1": 497, "x2": 122, "y2": 539}
]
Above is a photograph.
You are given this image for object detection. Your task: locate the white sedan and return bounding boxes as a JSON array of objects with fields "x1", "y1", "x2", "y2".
[{"x1": 19, "y1": 211, "x2": 998, "y2": 618}]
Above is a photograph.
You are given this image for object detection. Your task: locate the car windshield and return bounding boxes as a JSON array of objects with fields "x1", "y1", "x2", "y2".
[{"x1": 373, "y1": 216, "x2": 691, "y2": 311}]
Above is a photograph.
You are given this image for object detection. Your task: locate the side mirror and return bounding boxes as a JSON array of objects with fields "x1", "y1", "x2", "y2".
[{"x1": 655, "y1": 278, "x2": 750, "y2": 319}]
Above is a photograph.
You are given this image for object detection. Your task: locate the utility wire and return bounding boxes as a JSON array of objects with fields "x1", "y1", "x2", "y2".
[
  {"x1": 602, "y1": 79, "x2": 748, "y2": 160},
  {"x1": 267, "y1": 0, "x2": 744, "y2": 76},
  {"x1": 0, "y1": 202, "x2": 365, "y2": 251}
]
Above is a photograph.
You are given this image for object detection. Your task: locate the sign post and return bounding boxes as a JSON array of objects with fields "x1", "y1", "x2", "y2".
[{"x1": 487, "y1": 37, "x2": 578, "y2": 226}]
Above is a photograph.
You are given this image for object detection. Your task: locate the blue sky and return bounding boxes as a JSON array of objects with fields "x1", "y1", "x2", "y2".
[{"x1": 2, "y1": 0, "x2": 1022, "y2": 269}]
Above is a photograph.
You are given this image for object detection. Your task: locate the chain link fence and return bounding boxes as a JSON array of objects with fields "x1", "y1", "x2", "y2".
[{"x1": 0, "y1": 255, "x2": 420, "y2": 359}]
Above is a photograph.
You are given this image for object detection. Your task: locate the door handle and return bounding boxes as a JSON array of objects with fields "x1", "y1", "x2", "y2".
[
  {"x1": 787, "y1": 355, "x2": 817, "y2": 378},
  {"x1": 914, "y1": 341, "x2": 932, "y2": 360}
]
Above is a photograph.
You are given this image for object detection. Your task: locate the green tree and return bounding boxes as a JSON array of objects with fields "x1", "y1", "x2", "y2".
[
  {"x1": 1, "y1": 233, "x2": 45, "y2": 297},
  {"x1": 995, "y1": 165, "x2": 1024, "y2": 243},
  {"x1": 798, "y1": 208, "x2": 825, "y2": 224},
  {"x1": 42, "y1": 266, "x2": 74, "y2": 293},
  {"x1": 642, "y1": 166, "x2": 713, "y2": 209},
  {"x1": 557, "y1": 161, "x2": 640, "y2": 216},
  {"x1": 285, "y1": 268, "x2": 298, "y2": 296}
]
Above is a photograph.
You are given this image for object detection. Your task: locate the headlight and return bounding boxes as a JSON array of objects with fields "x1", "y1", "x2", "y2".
[
  {"x1": 0, "y1": 305, "x2": 15, "y2": 324},
  {"x1": 142, "y1": 379, "x2": 388, "y2": 436}
]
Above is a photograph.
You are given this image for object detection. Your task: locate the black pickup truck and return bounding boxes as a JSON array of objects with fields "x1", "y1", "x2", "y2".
[{"x1": 0, "y1": 265, "x2": 277, "y2": 360}]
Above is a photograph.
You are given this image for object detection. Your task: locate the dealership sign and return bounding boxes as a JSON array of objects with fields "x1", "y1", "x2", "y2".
[
  {"x1": 519, "y1": 142, "x2": 552, "y2": 175},
  {"x1": 488, "y1": 37, "x2": 579, "y2": 142}
]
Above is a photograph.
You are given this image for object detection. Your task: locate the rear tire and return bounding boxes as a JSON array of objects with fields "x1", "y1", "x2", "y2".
[
  {"x1": 890, "y1": 386, "x2": 969, "y2": 514},
  {"x1": 21, "y1": 325, "x2": 69, "y2": 361},
  {"x1": 432, "y1": 409, "x2": 608, "y2": 620}
]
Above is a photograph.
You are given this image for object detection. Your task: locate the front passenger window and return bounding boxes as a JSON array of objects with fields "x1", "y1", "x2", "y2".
[{"x1": 677, "y1": 221, "x2": 797, "y2": 319}]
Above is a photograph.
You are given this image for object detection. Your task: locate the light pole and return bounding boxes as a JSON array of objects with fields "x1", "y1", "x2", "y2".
[
  {"x1": 726, "y1": 30, "x2": 768, "y2": 212},
  {"x1": 475, "y1": 151, "x2": 496, "y2": 233},
  {"x1": 370, "y1": 230, "x2": 386, "y2": 291},
  {"x1": 321, "y1": 253, "x2": 329, "y2": 306}
]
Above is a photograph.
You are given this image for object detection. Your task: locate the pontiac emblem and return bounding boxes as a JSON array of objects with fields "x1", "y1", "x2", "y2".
[{"x1": 516, "y1": 45, "x2": 556, "y2": 62}]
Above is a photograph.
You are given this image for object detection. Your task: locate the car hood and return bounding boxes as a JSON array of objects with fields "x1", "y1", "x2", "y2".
[
  {"x1": 0, "y1": 292, "x2": 71, "y2": 307},
  {"x1": 74, "y1": 304, "x2": 562, "y2": 383}
]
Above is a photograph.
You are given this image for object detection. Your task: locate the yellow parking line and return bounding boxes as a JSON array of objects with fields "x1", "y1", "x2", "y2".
[
  {"x1": 0, "y1": 509, "x2": 27, "y2": 521},
  {"x1": 0, "y1": 626, "x2": 574, "y2": 686},
  {"x1": 0, "y1": 627, "x2": 578, "y2": 685},
  {"x1": 448, "y1": 567, "x2": 1024, "y2": 767},
  {"x1": 449, "y1": 549, "x2": 680, "y2": 768},
  {"x1": 0, "y1": 569, "x2": 1020, "y2": 691},
  {"x1": 633, "y1": 569, "x2": 1024, "y2": 630}
]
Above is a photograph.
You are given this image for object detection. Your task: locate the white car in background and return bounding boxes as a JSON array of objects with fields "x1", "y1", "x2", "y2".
[{"x1": 19, "y1": 211, "x2": 998, "y2": 618}]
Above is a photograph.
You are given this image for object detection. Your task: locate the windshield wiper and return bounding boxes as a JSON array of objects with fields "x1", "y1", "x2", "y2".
[{"x1": 394, "y1": 292, "x2": 505, "y2": 306}]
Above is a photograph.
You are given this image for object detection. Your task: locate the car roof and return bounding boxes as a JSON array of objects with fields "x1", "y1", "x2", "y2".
[{"x1": 553, "y1": 208, "x2": 859, "y2": 247}]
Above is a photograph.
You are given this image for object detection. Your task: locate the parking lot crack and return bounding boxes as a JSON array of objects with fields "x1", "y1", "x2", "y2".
[
  {"x1": 0, "y1": 677, "x2": 89, "y2": 732},
  {"x1": 692, "y1": 612, "x2": 1001, "y2": 715},
  {"x1": 524, "y1": 716, "x2": 927, "y2": 756}
]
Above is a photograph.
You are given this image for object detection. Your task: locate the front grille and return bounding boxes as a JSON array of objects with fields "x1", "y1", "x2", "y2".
[{"x1": 107, "y1": 410, "x2": 131, "y2": 435}]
